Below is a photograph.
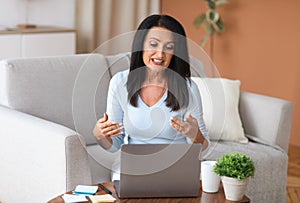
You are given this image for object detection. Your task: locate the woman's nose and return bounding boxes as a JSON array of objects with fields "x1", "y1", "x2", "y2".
[
  {"x1": 156, "y1": 50, "x2": 163, "y2": 57},
  {"x1": 155, "y1": 48, "x2": 165, "y2": 58}
]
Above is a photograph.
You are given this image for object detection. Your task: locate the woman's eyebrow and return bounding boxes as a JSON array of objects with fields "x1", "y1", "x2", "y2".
[
  {"x1": 149, "y1": 37, "x2": 161, "y2": 41},
  {"x1": 148, "y1": 37, "x2": 174, "y2": 44}
]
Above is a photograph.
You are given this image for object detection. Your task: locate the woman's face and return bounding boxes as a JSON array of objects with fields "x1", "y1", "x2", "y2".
[{"x1": 143, "y1": 27, "x2": 174, "y2": 71}]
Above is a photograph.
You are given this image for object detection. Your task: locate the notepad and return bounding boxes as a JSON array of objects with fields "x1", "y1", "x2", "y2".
[
  {"x1": 73, "y1": 185, "x2": 98, "y2": 195},
  {"x1": 62, "y1": 194, "x2": 88, "y2": 202},
  {"x1": 89, "y1": 194, "x2": 116, "y2": 203}
]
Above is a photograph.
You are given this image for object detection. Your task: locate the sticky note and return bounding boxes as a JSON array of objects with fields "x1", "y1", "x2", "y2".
[
  {"x1": 73, "y1": 185, "x2": 98, "y2": 195},
  {"x1": 62, "y1": 194, "x2": 88, "y2": 202},
  {"x1": 89, "y1": 194, "x2": 116, "y2": 203}
]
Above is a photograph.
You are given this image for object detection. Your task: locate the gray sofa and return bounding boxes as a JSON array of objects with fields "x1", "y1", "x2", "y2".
[{"x1": 0, "y1": 53, "x2": 293, "y2": 203}]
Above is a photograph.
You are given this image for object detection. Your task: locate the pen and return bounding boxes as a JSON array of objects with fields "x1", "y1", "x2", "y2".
[{"x1": 98, "y1": 183, "x2": 112, "y2": 195}]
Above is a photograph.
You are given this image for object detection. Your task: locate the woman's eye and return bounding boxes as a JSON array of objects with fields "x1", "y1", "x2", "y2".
[
  {"x1": 165, "y1": 44, "x2": 174, "y2": 50},
  {"x1": 149, "y1": 41, "x2": 158, "y2": 47}
]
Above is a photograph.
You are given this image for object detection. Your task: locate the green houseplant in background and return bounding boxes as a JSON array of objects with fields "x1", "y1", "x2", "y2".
[
  {"x1": 194, "y1": 0, "x2": 228, "y2": 60},
  {"x1": 214, "y1": 152, "x2": 255, "y2": 201}
]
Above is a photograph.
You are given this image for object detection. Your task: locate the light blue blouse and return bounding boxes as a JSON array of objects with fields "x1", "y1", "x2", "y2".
[{"x1": 106, "y1": 70, "x2": 208, "y2": 152}]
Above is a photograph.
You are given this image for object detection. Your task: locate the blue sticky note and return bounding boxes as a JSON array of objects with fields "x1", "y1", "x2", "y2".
[{"x1": 73, "y1": 185, "x2": 98, "y2": 195}]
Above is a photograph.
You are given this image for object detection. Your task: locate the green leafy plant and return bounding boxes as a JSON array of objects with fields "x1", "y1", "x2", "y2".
[
  {"x1": 194, "y1": 0, "x2": 228, "y2": 47},
  {"x1": 214, "y1": 152, "x2": 255, "y2": 180}
]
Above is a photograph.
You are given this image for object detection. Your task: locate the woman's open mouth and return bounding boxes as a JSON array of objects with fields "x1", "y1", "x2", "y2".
[{"x1": 151, "y1": 58, "x2": 164, "y2": 66}]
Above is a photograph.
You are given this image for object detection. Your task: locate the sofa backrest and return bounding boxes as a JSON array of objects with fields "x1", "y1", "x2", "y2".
[
  {"x1": 0, "y1": 52, "x2": 204, "y2": 145},
  {"x1": 0, "y1": 53, "x2": 130, "y2": 145}
]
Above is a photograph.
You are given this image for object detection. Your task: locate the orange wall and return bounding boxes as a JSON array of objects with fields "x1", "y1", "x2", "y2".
[{"x1": 162, "y1": 0, "x2": 300, "y2": 147}]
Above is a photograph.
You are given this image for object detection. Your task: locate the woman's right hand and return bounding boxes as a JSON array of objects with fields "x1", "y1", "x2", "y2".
[{"x1": 93, "y1": 113, "x2": 123, "y2": 141}]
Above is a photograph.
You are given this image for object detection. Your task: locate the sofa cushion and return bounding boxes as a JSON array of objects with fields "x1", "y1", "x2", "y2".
[{"x1": 191, "y1": 77, "x2": 248, "y2": 143}]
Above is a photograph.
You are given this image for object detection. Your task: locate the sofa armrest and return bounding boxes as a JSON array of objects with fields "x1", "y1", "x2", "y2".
[
  {"x1": 239, "y1": 92, "x2": 293, "y2": 153},
  {"x1": 0, "y1": 106, "x2": 91, "y2": 203}
]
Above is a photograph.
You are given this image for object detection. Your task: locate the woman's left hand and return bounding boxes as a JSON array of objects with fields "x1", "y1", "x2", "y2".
[{"x1": 170, "y1": 112, "x2": 199, "y2": 141}]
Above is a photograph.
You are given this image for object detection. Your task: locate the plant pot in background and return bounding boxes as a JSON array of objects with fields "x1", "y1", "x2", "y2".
[{"x1": 221, "y1": 176, "x2": 250, "y2": 201}]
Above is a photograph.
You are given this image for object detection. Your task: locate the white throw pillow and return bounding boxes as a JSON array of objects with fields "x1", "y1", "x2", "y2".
[{"x1": 191, "y1": 77, "x2": 248, "y2": 143}]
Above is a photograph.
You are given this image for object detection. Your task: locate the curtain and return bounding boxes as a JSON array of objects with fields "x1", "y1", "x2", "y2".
[{"x1": 75, "y1": 0, "x2": 161, "y2": 54}]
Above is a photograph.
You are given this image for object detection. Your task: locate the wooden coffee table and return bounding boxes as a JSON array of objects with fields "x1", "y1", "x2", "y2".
[{"x1": 47, "y1": 181, "x2": 250, "y2": 203}]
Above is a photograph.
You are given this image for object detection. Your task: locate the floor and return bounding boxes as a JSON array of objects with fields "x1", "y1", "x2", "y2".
[{"x1": 286, "y1": 144, "x2": 300, "y2": 202}]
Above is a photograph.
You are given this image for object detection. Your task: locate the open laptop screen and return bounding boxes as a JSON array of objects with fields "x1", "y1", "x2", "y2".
[{"x1": 115, "y1": 144, "x2": 201, "y2": 198}]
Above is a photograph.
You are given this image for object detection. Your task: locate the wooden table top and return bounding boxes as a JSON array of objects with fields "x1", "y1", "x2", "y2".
[
  {"x1": 0, "y1": 26, "x2": 75, "y2": 35},
  {"x1": 47, "y1": 181, "x2": 250, "y2": 203}
]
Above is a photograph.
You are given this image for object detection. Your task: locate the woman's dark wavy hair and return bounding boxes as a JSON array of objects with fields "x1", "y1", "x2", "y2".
[{"x1": 127, "y1": 14, "x2": 190, "y2": 111}]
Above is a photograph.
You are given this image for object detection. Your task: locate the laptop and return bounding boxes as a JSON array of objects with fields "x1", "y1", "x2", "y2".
[{"x1": 114, "y1": 143, "x2": 201, "y2": 198}]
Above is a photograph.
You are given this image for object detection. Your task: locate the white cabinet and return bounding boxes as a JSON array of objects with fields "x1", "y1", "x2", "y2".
[
  {"x1": 21, "y1": 32, "x2": 75, "y2": 57},
  {"x1": 0, "y1": 34, "x2": 22, "y2": 60},
  {"x1": 0, "y1": 27, "x2": 76, "y2": 60}
]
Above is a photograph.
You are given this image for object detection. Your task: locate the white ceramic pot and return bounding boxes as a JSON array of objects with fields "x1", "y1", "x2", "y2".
[{"x1": 221, "y1": 176, "x2": 249, "y2": 201}]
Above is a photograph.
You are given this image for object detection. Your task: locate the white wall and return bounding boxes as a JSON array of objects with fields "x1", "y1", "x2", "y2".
[{"x1": 0, "y1": 0, "x2": 75, "y2": 29}]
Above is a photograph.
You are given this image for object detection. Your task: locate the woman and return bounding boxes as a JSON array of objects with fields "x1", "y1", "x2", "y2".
[{"x1": 93, "y1": 14, "x2": 209, "y2": 155}]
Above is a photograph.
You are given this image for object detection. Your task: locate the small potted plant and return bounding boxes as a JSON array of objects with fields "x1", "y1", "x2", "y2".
[{"x1": 213, "y1": 152, "x2": 255, "y2": 201}]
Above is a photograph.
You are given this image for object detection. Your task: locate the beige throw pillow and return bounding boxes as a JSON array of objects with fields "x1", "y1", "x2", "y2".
[{"x1": 191, "y1": 77, "x2": 248, "y2": 143}]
